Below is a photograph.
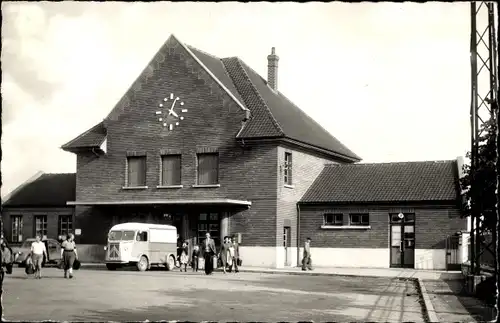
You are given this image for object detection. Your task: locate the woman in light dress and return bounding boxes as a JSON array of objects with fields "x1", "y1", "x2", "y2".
[{"x1": 179, "y1": 241, "x2": 189, "y2": 272}]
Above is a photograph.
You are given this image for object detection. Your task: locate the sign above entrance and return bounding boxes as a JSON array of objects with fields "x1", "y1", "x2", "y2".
[{"x1": 155, "y1": 93, "x2": 188, "y2": 131}]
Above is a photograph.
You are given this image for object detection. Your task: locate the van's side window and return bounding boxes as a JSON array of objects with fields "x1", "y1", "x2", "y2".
[{"x1": 137, "y1": 231, "x2": 148, "y2": 242}]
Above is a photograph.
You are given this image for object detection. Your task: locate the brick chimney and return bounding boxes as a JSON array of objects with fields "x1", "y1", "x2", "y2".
[{"x1": 267, "y1": 47, "x2": 279, "y2": 91}]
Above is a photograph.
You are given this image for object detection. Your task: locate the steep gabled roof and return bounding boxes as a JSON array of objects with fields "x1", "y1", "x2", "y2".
[
  {"x1": 2, "y1": 173, "x2": 76, "y2": 207},
  {"x1": 300, "y1": 160, "x2": 460, "y2": 204},
  {"x1": 61, "y1": 122, "x2": 106, "y2": 152},
  {"x1": 60, "y1": 35, "x2": 360, "y2": 161}
]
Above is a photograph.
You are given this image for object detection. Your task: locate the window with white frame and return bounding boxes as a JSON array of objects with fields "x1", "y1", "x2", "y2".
[
  {"x1": 284, "y1": 152, "x2": 293, "y2": 185},
  {"x1": 11, "y1": 215, "x2": 23, "y2": 243},
  {"x1": 59, "y1": 215, "x2": 73, "y2": 237},
  {"x1": 324, "y1": 213, "x2": 343, "y2": 226},
  {"x1": 34, "y1": 215, "x2": 48, "y2": 237},
  {"x1": 161, "y1": 154, "x2": 181, "y2": 186},
  {"x1": 349, "y1": 213, "x2": 370, "y2": 226}
]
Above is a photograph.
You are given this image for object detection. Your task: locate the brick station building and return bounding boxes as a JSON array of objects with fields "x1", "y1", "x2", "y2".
[{"x1": 38, "y1": 34, "x2": 463, "y2": 269}]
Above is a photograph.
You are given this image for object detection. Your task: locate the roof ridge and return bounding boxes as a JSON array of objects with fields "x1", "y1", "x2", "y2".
[
  {"x1": 325, "y1": 160, "x2": 456, "y2": 167},
  {"x1": 177, "y1": 37, "x2": 249, "y2": 113},
  {"x1": 234, "y1": 58, "x2": 284, "y2": 136},
  {"x1": 186, "y1": 44, "x2": 222, "y2": 60}
]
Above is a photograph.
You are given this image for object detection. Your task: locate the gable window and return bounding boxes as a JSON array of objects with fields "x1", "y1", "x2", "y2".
[
  {"x1": 197, "y1": 153, "x2": 219, "y2": 185},
  {"x1": 59, "y1": 215, "x2": 73, "y2": 238},
  {"x1": 284, "y1": 152, "x2": 293, "y2": 185},
  {"x1": 11, "y1": 215, "x2": 23, "y2": 243},
  {"x1": 127, "y1": 156, "x2": 147, "y2": 187},
  {"x1": 34, "y1": 215, "x2": 48, "y2": 238},
  {"x1": 324, "y1": 213, "x2": 343, "y2": 226},
  {"x1": 349, "y1": 213, "x2": 370, "y2": 226},
  {"x1": 161, "y1": 154, "x2": 182, "y2": 186}
]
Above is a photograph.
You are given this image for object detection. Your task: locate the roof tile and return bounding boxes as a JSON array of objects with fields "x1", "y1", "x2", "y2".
[
  {"x1": 3, "y1": 173, "x2": 76, "y2": 207},
  {"x1": 300, "y1": 160, "x2": 460, "y2": 203},
  {"x1": 61, "y1": 122, "x2": 106, "y2": 151}
]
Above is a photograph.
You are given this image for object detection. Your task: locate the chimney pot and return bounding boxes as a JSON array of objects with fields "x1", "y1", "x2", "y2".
[{"x1": 267, "y1": 47, "x2": 279, "y2": 91}]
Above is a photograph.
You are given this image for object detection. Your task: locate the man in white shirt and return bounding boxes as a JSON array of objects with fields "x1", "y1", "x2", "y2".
[{"x1": 30, "y1": 235, "x2": 47, "y2": 279}]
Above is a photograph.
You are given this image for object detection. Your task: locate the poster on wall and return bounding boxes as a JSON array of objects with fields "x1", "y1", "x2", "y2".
[{"x1": 75, "y1": 229, "x2": 82, "y2": 236}]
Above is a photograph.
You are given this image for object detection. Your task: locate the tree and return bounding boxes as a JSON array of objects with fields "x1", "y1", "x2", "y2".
[{"x1": 460, "y1": 111, "x2": 497, "y2": 233}]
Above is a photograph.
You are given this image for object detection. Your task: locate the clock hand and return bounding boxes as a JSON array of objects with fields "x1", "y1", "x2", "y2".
[{"x1": 168, "y1": 98, "x2": 179, "y2": 118}]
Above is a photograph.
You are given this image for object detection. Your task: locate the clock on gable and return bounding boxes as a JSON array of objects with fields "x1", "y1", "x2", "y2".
[{"x1": 155, "y1": 93, "x2": 188, "y2": 131}]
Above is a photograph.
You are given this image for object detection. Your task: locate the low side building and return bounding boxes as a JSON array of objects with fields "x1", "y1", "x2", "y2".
[
  {"x1": 298, "y1": 160, "x2": 465, "y2": 270},
  {"x1": 1, "y1": 172, "x2": 76, "y2": 244}
]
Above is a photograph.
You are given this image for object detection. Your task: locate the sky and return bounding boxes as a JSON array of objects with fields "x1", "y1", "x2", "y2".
[{"x1": 1, "y1": 1, "x2": 481, "y2": 197}]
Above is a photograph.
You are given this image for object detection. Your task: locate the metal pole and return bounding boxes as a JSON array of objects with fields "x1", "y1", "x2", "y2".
[{"x1": 470, "y1": 1, "x2": 478, "y2": 276}]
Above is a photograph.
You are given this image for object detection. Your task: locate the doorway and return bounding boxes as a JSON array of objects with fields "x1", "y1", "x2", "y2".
[
  {"x1": 197, "y1": 213, "x2": 220, "y2": 247},
  {"x1": 390, "y1": 213, "x2": 415, "y2": 268},
  {"x1": 283, "y1": 226, "x2": 291, "y2": 266}
]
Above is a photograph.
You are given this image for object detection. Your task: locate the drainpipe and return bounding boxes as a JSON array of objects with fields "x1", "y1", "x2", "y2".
[{"x1": 296, "y1": 203, "x2": 301, "y2": 267}]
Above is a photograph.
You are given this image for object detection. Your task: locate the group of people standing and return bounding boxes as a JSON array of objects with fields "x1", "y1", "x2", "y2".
[{"x1": 176, "y1": 232, "x2": 240, "y2": 275}]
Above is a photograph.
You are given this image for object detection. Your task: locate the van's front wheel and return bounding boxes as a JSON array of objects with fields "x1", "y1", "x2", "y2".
[
  {"x1": 137, "y1": 256, "x2": 148, "y2": 272},
  {"x1": 166, "y1": 255, "x2": 176, "y2": 271}
]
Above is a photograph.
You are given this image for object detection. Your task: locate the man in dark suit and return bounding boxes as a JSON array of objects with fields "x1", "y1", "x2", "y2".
[
  {"x1": 228, "y1": 235, "x2": 240, "y2": 273},
  {"x1": 202, "y1": 232, "x2": 216, "y2": 275}
]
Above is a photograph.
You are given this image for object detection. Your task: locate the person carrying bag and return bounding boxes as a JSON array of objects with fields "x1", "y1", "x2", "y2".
[{"x1": 60, "y1": 233, "x2": 79, "y2": 279}]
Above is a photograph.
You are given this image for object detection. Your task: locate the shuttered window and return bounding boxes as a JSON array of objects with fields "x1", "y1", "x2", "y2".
[
  {"x1": 161, "y1": 155, "x2": 181, "y2": 186},
  {"x1": 197, "y1": 153, "x2": 219, "y2": 185},
  {"x1": 127, "y1": 156, "x2": 147, "y2": 187}
]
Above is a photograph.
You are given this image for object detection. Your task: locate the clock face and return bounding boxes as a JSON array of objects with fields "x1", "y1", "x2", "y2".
[{"x1": 155, "y1": 93, "x2": 188, "y2": 131}]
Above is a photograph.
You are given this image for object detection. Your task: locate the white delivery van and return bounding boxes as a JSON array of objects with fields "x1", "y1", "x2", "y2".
[{"x1": 104, "y1": 222, "x2": 178, "y2": 271}]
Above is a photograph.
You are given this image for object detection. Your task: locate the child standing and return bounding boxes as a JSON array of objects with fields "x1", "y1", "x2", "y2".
[
  {"x1": 191, "y1": 244, "x2": 200, "y2": 272},
  {"x1": 179, "y1": 241, "x2": 189, "y2": 272}
]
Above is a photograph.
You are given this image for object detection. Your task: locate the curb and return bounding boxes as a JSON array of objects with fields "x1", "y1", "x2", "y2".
[
  {"x1": 80, "y1": 263, "x2": 432, "y2": 280},
  {"x1": 417, "y1": 278, "x2": 440, "y2": 323}
]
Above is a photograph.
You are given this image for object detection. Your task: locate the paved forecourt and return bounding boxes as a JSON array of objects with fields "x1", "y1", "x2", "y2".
[{"x1": 3, "y1": 267, "x2": 425, "y2": 322}]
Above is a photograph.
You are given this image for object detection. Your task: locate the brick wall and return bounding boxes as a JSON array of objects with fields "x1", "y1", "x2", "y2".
[
  {"x1": 299, "y1": 203, "x2": 466, "y2": 249},
  {"x1": 276, "y1": 145, "x2": 338, "y2": 249},
  {"x1": 73, "y1": 37, "x2": 280, "y2": 247},
  {"x1": 2, "y1": 207, "x2": 75, "y2": 244}
]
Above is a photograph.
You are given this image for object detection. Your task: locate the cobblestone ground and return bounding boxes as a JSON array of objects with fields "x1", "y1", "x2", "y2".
[{"x1": 3, "y1": 267, "x2": 424, "y2": 322}]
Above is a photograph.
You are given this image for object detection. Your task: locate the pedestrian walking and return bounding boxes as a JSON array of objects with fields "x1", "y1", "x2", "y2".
[
  {"x1": 228, "y1": 235, "x2": 240, "y2": 273},
  {"x1": 1, "y1": 235, "x2": 14, "y2": 322},
  {"x1": 202, "y1": 232, "x2": 216, "y2": 275},
  {"x1": 61, "y1": 233, "x2": 78, "y2": 279},
  {"x1": 30, "y1": 234, "x2": 47, "y2": 279},
  {"x1": 191, "y1": 244, "x2": 200, "y2": 272},
  {"x1": 301, "y1": 237, "x2": 313, "y2": 271},
  {"x1": 179, "y1": 241, "x2": 189, "y2": 272}
]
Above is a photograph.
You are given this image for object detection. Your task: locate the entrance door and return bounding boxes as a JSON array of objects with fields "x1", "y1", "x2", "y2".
[
  {"x1": 197, "y1": 213, "x2": 220, "y2": 247},
  {"x1": 390, "y1": 213, "x2": 415, "y2": 268},
  {"x1": 283, "y1": 227, "x2": 291, "y2": 266}
]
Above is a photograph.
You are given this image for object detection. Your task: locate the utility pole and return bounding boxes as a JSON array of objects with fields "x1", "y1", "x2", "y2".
[{"x1": 469, "y1": 0, "x2": 498, "y2": 284}]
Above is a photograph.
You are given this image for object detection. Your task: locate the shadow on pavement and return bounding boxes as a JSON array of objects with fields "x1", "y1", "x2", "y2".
[{"x1": 442, "y1": 278, "x2": 496, "y2": 321}]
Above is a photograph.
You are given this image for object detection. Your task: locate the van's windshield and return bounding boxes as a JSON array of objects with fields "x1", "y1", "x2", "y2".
[{"x1": 108, "y1": 230, "x2": 136, "y2": 241}]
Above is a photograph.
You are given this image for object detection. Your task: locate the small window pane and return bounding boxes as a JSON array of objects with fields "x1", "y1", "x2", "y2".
[
  {"x1": 350, "y1": 213, "x2": 369, "y2": 226},
  {"x1": 209, "y1": 213, "x2": 219, "y2": 221},
  {"x1": 324, "y1": 213, "x2": 343, "y2": 226},
  {"x1": 199, "y1": 213, "x2": 207, "y2": 221}
]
